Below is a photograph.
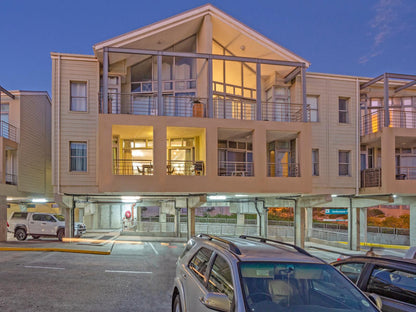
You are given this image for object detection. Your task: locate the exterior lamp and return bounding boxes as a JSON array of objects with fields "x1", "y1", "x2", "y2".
[
  {"x1": 208, "y1": 195, "x2": 226, "y2": 200},
  {"x1": 32, "y1": 198, "x2": 47, "y2": 203}
]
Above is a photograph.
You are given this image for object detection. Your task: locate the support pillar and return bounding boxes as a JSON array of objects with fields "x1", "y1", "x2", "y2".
[
  {"x1": 187, "y1": 206, "x2": 196, "y2": 240},
  {"x1": 174, "y1": 208, "x2": 181, "y2": 237},
  {"x1": 294, "y1": 202, "x2": 305, "y2": 248},
  {"x1": 305, "y1": 207, "x2": 313, "y2": 241},
  {"x1": 236, "y1": 213, "x2": 245, "y2": 236},
  {"x1": 0, "y1": 196, "x2": 7, "y2": 242},
  {"x1": 348, "y1": 198, "x2": 360, "y2": 250},
  {"x1": 160, "y1": 213, "x2": 167, "y2": 232},
  {"x1": 256, "y1": 201, "x2": 267, "y2": 237},
  {"x1": 410, "y1": 204, "x2": 416, "y2": 246},
  {"x1": 360, "y1": 208, "x2": 368, "y2": 244}
]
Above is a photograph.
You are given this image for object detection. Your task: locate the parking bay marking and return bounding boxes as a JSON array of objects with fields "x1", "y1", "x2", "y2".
[
  {"x1": 147, "y1": 242, "x2": 159, "y2": 255},
  {"x1": 25, "y1": 265, "x2": 65, "y2": 270},
  {"x1": 105, "y1": 270, "x2": 152, "y2": 274}
]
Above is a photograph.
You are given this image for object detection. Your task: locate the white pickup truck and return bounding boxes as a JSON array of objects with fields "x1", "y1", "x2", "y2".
[{"x1": 7, "y1": 212, "x2": 86, "y2": 241}]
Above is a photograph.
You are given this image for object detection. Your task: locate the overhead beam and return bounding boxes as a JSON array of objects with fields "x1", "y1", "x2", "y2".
[
  {"x1": 0, "y1": 86, "x2": 15, "y2": 99},
  {"x1": 395, "y1": 80, "x2": 416, "y2": 93},
  {"x1": 106, "y1": 47, "x2": 305, "y2": 68},
  {"x1": 360, "y1": 74, "x2": 384, "y2": 89},
  {"x1": 284, "y1": 67, "x2": 301, "y2": 84}
]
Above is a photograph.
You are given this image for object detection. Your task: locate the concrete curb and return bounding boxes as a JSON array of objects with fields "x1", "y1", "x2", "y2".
[
  {"x1": 337, "y1": 241, "x2": 410, "y2": 250},
  {"x1": 0, "y1": 247, "x2": 111, "y2": 255}
]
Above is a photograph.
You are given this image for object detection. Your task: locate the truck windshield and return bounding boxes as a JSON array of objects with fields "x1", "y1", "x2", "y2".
[
  {"x1": 54, "y1": 215, "x2": 65, "y2": 221},
  {"x1": 239, "y1": 262, "x2": 378, "y2": 312}
]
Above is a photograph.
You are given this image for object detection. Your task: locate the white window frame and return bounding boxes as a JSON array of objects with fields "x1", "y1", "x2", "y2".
[
  {"x1": 307, "y1": 95, "x2": 319, "y2": 122},
  {"x1": 312, "y1": 149, "x2": 319, "y2": 176},
  {"x1": 339, "y1": 98, "x2": 349, "y2": 123},
  {"x1": 70, "y1": 81, "x2": 88, "y2": 112},
  {"x1": 70, "y1": 141, "x2": 87, "y2": 172},
  {"x1": 339, "y1": 150, "x2": 351, "y2": 176}
]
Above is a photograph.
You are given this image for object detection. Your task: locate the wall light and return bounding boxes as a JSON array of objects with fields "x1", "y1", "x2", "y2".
[
  {"x1": 331, "y1": 194, "x2": 337, "y2": 198},
  {"x1": 121, "y1": 196, "x2": 141, "y2": 203},
  {"x1": 235, "y1": 194, "x2": 248, "y2": 197}
]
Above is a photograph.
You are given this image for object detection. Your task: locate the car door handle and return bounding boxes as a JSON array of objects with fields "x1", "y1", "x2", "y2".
[{"x1": 182, "y1": 274, "x2": 187, "y2": 280}]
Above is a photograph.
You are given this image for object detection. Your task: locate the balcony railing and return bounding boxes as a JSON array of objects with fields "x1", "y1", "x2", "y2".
[
  {"x1": 267, "y1": 163, "x2": 300, "y2": 177},
  {"x1": 361, "y1": 108, "x2": 416, "y2": 135},
  {"x1": 396, "y1": 166, "x2": 416, "y2": 180},
  {"x1": 218, "y1": 161, "x2": 253, "y2": 176},
  {"x1": 166, "y1": 160, "x2": 205, "y2": 176},
  {"x1": 361, "y1": 168, "x2": 381, "y2": 188},
  {"x1": 0, "y1": 120, "x2": 17, "y2": 142},
  {"x1": 5, "y1": 173, "x2": 17, "y2": 185},
  {"x1": 99, "y1": 92, "x2": 310, "y2": 122}
]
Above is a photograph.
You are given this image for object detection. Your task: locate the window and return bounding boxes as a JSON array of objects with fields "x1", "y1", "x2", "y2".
[
  {"x1": 312, "y1": 149, "x2": 319, "y2": 176},
  {"x1": 367, "y1": 266, "x2": 416, "y2": 305},
  {"x1": 70, "y1": 82, "x2": 87, "y2": 111},
  {"x1": 188, "y1": 247, "x2": 213, "y2": 284},
  {"x1": 207, "y1": 255, "x2": 234, "y2": 302},
  {"x1": 307, "y1": 96, "x2": 319, "y2": 122},
  {"x1": 335, "y1": 262, "x2": 365, "y2": 283},
  {"x1": 339, "y1": 151, "x2": 350, "y2": 176},
  {"x1": 339, "y1": 98, "x2": 349, "y2": 123},
  {"x1": 70, "y1": 142, "x2": 87, "y2": 172}
]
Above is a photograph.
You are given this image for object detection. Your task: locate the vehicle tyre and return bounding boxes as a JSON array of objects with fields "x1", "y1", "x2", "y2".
[
  {"x1": 57, "y1": 229, "x2": 65, "y2": 241},
  {"x1": 15, "y1": 228, "x2": 27, "y2": 241},
  {"x1": 32, "y1": 235, "x2": 40, "y2": 239},
  {"x1": 172, "y1": 294, "x2": 182, "y2": 312}
]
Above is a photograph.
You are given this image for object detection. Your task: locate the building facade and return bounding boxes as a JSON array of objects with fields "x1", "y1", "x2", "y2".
[
  {"x1": 0, "y1": 88, "x2": 52, "y2": 241},
  {"x1": 50, "y1": 5, "x2": 416, "y2": 248}
]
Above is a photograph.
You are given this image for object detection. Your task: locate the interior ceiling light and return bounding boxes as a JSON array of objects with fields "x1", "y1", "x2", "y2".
[
  {"x1": 121, "y1": 196, "x2": 141, "y2": 203},
  {"x1": 208, "y1": 195, "x2": 226, "y2": 200},
  {"x1": 235, "y1": 194, "x2": 248, "y2": 197},
  {"x1": 32, "y1": 198, "x2": 47, "y2": 203},
  {"x1": 331, "y1": 194, "x2": 337, "y2": 198}
]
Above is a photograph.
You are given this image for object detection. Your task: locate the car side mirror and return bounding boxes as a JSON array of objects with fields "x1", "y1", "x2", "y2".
[
  {"x1": 199, "y1": 292, "x2": 230, "y2": 312},
  {"x1": 368, "y1": 293, "x2": 382, "y2": 310}
]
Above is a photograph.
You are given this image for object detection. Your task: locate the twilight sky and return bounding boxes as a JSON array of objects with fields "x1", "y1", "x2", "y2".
[{"x1": 1, "y1": 0, "x2": 415, "y2": 95}]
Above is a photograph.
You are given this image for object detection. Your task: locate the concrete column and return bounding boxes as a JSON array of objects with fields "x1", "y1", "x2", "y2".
[
  {"x1": 410, "y1": 204, "x2": 416, "y2": 246},
  {"x1": 187, "y1": 207, "x2": 196, "y2": 240},
  {"x1": 0, "y1": 196, "x2": 7, "y2": 242},
  {"x1": 348, "y1": 200, "x2": 360, "y2": 251},
  {"x1": 160, "y1": 213, "x2": 167, "y2": 232},
  {"x1": 305, "y1": 207, "x2": 313, "y2": 241},
  {"x1": 236, "y1": 213, "x2": 245, "y2": 235},
  {"x1": 174, "y1": 208, "x2": 181, "y2": 237},
  {"x1": 294, "y1": 203, "x2": 305, "y2": 248},
  {"x1": 256, "y1": 201, "x2": 267, "y2": 237},
  {"x1": 360, "y1": 208, "x2": 368, "y2": 244},
  {"x1": 137, "y1": 206, "x2": 142, "y2": 232}
]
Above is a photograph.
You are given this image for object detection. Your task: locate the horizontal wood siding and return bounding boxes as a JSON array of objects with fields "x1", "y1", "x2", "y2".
[{"x1": 53, "y1": 56, "x2": 99, "y2": 188}]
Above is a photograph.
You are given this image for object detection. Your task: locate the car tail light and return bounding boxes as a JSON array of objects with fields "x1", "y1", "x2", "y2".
[{"x1": 7, "y1": 221, "x2": 9, "y2": 227}]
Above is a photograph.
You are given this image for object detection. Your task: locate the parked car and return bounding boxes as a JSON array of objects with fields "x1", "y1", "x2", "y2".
[
  {"x1": 172, "y1": 234, "x2": 382, "y2": 312},
  {"x1": 7, "y1": 212, "x2": 86, "y2": 241},
  {"x1": 332, "y1": 255, "x2": 416, "y2": 312}
]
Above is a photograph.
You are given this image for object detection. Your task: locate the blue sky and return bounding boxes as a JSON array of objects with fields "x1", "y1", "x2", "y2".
[{"x1": 1, "y1": 0, "x2": 415, "y2": 95}]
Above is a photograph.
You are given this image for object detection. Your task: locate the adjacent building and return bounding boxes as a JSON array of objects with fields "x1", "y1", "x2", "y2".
[{"x1": 50, "y1": 4, "x2": 416, "y2": 248}]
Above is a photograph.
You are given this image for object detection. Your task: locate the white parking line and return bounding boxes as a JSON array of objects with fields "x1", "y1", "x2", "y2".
[
  {"x1": 147, "y1": 242, "x2": 159, "y2": 255},
  {"x1": 24, "y1": 265, "x2": 65, "y2": 270},
  {"x1": 105, "y1": 270, "x2": 152, "y2": 274}
]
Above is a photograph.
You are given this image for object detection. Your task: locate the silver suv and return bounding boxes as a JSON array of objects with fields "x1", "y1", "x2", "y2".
[{"x1": 172, "y1": 235, "x2": 382, "y2": 312}]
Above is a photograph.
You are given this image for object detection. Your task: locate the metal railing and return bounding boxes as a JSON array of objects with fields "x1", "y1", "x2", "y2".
[
  {"x1": 395, "y1": 167, "x2": 416, "y2": 180},
  {"x1": 5, "y1": 173, "x2": 17, "y2": 185},
  {"x1": 361, "y1": 108, "x2": 416, "y2": 135},
  {"x1": 218, "y1": 161, "x2": 254, "y2": 176},
  {"x1": 113, "y1": 159, "x2": 153, "y2": 175},
  {"x1": 99, "y1": 92, "x2": 310, "y2": 123},
  {"x1": 166, "y1": 160, "x2": 205, "y2": 176},
  {"x1": 0, "y1": 120, "x2": 17, "y2": 142},
  {"x1": 267, "y1": 163, "x2": 300, "y2": 177},
  {"x1": 361, "y1": 168, "x2": 382, "y2": 188}
]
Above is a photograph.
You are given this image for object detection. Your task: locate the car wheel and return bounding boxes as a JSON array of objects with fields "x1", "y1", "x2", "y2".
[
  {"x1": 32, "y1": 235, "x2": 40, "y2": 239},
  {"x1": 15, "y1": 228, "x2": 27, "y2": 241},
  {"x1": 57, "y1": 229, "x2": 65, "y2": 241},
  {"x1": 172, "y1": 294, "x2": 182, "y2": 312}
]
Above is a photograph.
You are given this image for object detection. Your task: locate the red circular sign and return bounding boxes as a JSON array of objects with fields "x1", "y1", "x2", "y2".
[{"x1": 125, "y1": 211, "x2": 131, "y2": 219}]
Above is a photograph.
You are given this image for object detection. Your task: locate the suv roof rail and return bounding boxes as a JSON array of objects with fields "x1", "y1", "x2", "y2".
[
  {"x1": 239, "y1": 235, "x2": 313, "y2": 257},
  {"x1": 197, "y1": 234, "x2": 242, "y2": 255}
]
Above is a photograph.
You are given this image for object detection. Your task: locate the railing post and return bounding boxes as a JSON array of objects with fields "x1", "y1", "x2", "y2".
[
  {"x1": 256, "y1": 63, "x2": 262, "y2": 120},
  {"x1": 103, "y1": 47, "x2": 109, "y2": 114},
  {"x1": 208, "y1": 58, "x2": 213, "y2": 118},
  {"x1": 157, "y1": 54, "x2": 163, "y2": 116},
  {"x1": 384, "y1": 73, "x2": 390, "y2": 127}
]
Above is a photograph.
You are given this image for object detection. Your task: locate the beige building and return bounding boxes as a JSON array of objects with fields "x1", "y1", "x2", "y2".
[
  {"x1": 0, "y1": 87, "x2": 52, "y2": 241},
  {"x1": 50, "y1": 4, "x2": 416, "y2": 248}
]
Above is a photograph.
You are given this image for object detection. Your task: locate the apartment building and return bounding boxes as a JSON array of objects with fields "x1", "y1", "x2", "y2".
[
  {"x1": 50, "y1": 4, "x2": 416, "y2": 248},
  {"x1": 0, "y1": 87, "x2": 52, "y2": 241}
]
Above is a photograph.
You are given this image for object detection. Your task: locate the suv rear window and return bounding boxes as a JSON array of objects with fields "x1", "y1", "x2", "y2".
[{"x1": 11, "y1": 212, "x2": 28, "y2": 219}]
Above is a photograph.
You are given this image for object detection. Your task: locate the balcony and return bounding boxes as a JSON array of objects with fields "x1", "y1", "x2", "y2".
[
  {"x1": 218, "y1": 161, "x2": 253, "y2": 176},
  {"x1": 0, "y1": 120, "x2": 17, "y2": 142},
  {"x1": 5, "y1": 172, "x2": 17, "y2": 185},
  {"x1": 99, "y1": 92, "x2": 309, "y2": 122},
  {"x1": 267, "y1": 163, "x2": 300, "y2": 177},
  {"x1": 112, "y1": 159, "x2": 205, "y2": 176},
  {"x1": 361, "y1": 108, "x2": 416, "y2": 136},
  {"x1": 396, "y1": 166, "x2": 416, "y2": 180},
  {"x1": 361, "y1": 168, "x2": 381, "y2": 188}
]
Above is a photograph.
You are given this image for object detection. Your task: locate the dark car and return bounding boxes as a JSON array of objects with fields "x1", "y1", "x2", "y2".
[
  {"x1": 172, "y1": 234, "x2": 381, "y2": 312},
  {"x1": 332, "y1": 255, "x2": 416, "y2": 312}
]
